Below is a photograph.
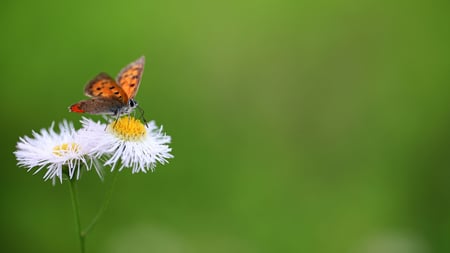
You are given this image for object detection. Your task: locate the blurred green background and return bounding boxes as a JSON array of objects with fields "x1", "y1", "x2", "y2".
[{"x1": 1, "y1": 0, "x2": 450, "y2": 252}]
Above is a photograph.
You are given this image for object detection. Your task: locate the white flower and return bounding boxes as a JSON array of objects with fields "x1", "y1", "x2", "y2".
[
  {"x1": 80, "y1": 117, "x2": 173, "y2": 173},
  {"x1": 14, "y1": 120, "x2": 100, "y2": 183}
]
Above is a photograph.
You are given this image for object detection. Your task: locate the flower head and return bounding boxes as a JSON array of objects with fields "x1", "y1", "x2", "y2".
[
  {"x1": 80, "y1": 117, "x2": 173, "y2": 173},
  {"x1": 14, "y1": 120, "x2": 100, "y2": 183}
]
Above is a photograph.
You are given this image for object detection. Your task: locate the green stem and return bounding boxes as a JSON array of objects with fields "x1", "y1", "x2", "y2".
[
  {"x1": 82, "y1": 169, "x2": 119, "y2": 236},
  {"x1": 68, "y1": 178, "x2": 85, "y2": 253}
]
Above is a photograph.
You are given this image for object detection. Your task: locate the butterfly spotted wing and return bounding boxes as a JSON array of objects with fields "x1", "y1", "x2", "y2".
[
  {"x1": 116, "y1": 56, "x2": 145, "y2": 99},
  {"x1": 83, "y1": 72, "x2": 128, "y2": 104},
  {"x1": 69, "y1": 56, "x2": 145, "y2": 115},
  {"x1": 69, "y1": 73, "x2": 128, "y2": 115}
]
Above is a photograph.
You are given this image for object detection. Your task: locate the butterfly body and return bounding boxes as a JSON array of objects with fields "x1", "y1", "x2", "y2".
[
  {"x1": 69, "y1": 97, "x2": 138, "y2": 116},
  {"x1": 69, "y1": 56, "x2": 145, "y2": 116}
]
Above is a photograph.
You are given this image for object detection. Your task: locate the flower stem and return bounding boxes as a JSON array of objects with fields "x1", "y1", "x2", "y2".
[
  {"x1": 82, "y1": 169, "x2": 119, "y2": 236},
  {"x1": 68, "y1": 178, "x2": 85, "y2": 253}
]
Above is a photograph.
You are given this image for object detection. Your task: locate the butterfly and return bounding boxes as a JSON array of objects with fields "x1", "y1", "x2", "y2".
[{"x1": 69, "y1": 56, "x2": 145, "y2": 117}]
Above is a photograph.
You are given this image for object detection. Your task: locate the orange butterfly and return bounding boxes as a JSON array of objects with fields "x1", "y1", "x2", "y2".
[{"x1": 69, "y1": 56, "x2": 145, "y2": 116}]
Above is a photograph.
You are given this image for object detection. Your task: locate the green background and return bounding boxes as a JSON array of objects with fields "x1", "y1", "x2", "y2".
[{"x1": 1, "y1": 0, "x2": 450, "y2": 252}]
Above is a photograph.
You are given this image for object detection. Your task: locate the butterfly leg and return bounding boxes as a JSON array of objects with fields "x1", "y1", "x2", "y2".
[
  {"x1": 111, "y1": 109, "x2": 122, "y2": 129},
  {"x1": 137, "y1": 105, "x2": 148, "y2": 127}
]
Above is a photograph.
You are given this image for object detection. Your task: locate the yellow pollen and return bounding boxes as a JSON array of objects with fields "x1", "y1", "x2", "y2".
[
  {"x1": 52, "y1": 143, "x2": 80, "y2": 156},
  {"x1": 108, "y1": 117, "x2": 147, "y2": 141}
]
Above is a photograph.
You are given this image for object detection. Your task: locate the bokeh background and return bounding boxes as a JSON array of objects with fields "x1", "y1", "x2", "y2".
[{"x1": 1, "y1": 0, "x2": 450, "y2": 252}]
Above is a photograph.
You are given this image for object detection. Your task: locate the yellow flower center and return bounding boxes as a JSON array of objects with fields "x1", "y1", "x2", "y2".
[
  {"x1": 108, "y1": 117, "x2": 147, "y2": 141},
  {"x1": 52, "y1": 143, "x2": 80, "y2": 156}
]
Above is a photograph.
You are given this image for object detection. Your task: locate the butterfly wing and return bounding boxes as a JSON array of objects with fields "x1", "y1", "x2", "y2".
[
  {"x1": 84, "y1": 72, "x2": 128, "y2": 104},
  {"x1": 69, "y1": 97, "x2": 125, "y2": 115},
  {"x1": 116, "y1": 56, "x2": 145, "y2": 99},
  {"x1": 69, "y1": 57, "x2": 145, "y2": 115}
]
